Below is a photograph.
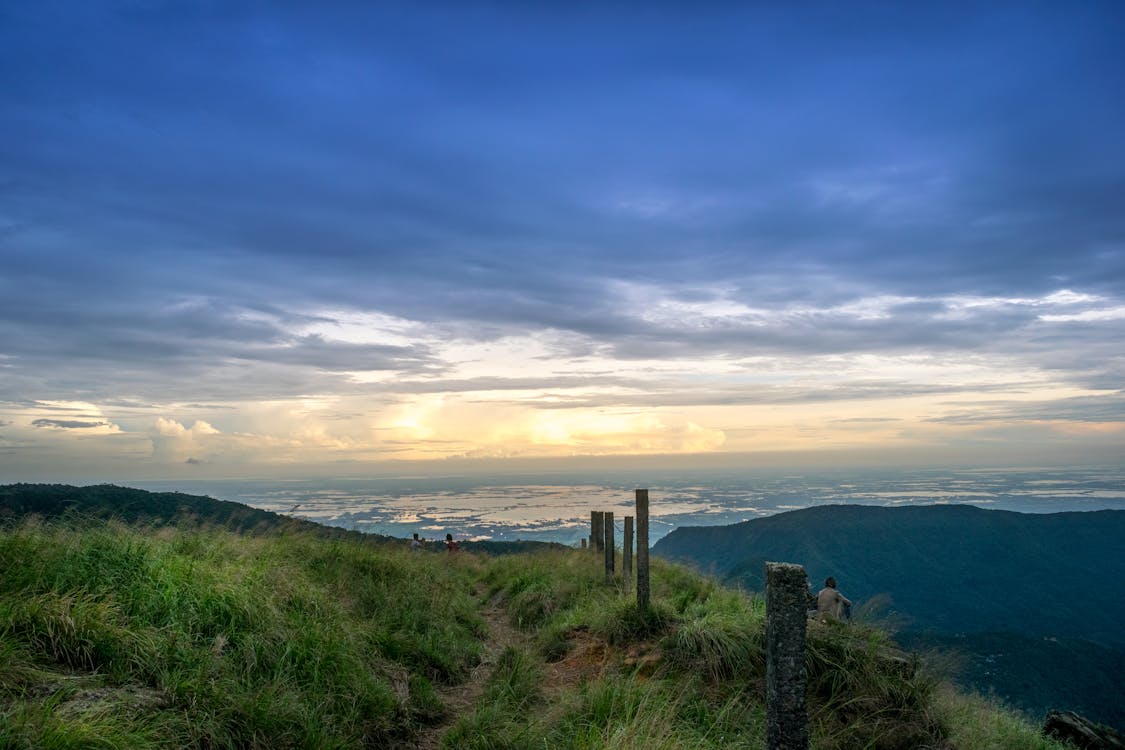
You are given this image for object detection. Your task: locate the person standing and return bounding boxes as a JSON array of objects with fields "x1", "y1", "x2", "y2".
[
  {"x1": 410, "y1": 533, "x2": 423, "y2": 552},
  {"x1": 444, "y1": 533, "x2": 460, "y2": 552}
]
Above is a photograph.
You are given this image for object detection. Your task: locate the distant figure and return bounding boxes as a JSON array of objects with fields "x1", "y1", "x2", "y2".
[
  {"x1": 410, "y1": 533, "x2": 423, "y2": 552},
  {"x1": 445, "y1": 533, "x2": 460, "y2": 552},
  {"x1": 817, "y1": 576, "x2": 852, "y2": 621}
]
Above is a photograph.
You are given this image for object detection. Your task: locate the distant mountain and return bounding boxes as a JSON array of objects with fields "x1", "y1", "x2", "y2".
[
  {"x1": 653, "y1": 503, "x2": 1125, "y2": 728},
  {"x1": 0, "y1": 482, "x2": 393, "y2": 539},
  {"x1": 654, "y1": 504, "x2": 1124, "y2": 645}
]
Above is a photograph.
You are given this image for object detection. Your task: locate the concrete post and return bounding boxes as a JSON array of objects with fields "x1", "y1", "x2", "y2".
[
  {"x1": 623, "y1": 515, "x2": 633, "y2": 594},
  {"x1": 603, "y1": 511, "x2": 615, "y2": 584},
  {"x1": 765, "y1": 562, "x2": 809, "y2": 750},
  {"x1": 636, "y1": 489, "x2": 650, "y2": 610}
]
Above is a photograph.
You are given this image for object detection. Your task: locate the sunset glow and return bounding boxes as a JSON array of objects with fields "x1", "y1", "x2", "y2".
[{"x1": 2, "y1": 3, "x2": 1123, "y2": 480}]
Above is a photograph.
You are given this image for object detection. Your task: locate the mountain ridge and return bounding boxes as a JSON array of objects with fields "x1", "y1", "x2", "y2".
[
  {"x1": 0, "y1": 483, "x2": 564, "y2": 555},
  {"x1": 653, "y1": 502, "x2": 1125, "y2": 729},
  {"x1": 654, "y1": 503, "x2": 1124, "y2": 644}
]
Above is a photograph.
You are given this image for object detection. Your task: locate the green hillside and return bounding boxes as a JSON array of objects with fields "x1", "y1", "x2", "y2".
[
  {"x1": 0, "y1": 483, "x2": 562, "y2": 556},
  {"x1": 898, "y1": 630, "x2": 1125, "y2": 730},
  {"x1": 654, "y1": 504, "x2": 1125, "y2": 644},
  {"x1": 1, "y1": 513, "x2": 1067, "y2": 748},
  {"x1": 652, "y1": 503, "x2": 1125, "y2": 730},
  {"x1": 0, "y1": 483, "x2": 368, "y2": 538}
]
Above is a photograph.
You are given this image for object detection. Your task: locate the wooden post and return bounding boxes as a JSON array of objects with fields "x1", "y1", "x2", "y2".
[
  {"x1": 623, "y1": 515, "x2": 633, "y2": 594},
  {"x1": 636, "y1": 489, "x2": 650, "y2": 610},
  {"x1": 590, "y1": 510, "x2": 598, "y2": 552},
  {"x1": 580, "y1": 538, "x2": 586, "y2": 550},
  {"x1": 765, "y1": 562, "x2": 809, "y2": 750},
  {"x1": 603, "y1": 511, "x2": 615, "y2": 584}
]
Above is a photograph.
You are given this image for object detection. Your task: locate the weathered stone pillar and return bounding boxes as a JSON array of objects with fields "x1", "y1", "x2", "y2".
[
  {"x1": 635, "y1": 489, "x2": 649, "y2": 610},
  {"x1": 623, "y1": 515, "x2": 634, "y2": 594},
  {"x1": 603, "y1": 511, "x2": 615, "y2": 584},
  {"x1": 765, "y1": 562, "x2": 809, "y2": 750}
]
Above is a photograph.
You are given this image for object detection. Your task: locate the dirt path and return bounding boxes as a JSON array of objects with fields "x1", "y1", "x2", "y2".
[
  {"x1": 414, "y1": 591, "x2": 624, "y2": 748},
  {"x1": 414, "y1": 596, "x2": 532, "y2": 750}
]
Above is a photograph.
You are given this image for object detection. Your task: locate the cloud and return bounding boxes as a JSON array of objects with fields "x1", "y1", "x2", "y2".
[
  {"x1": 1, "y1": 4, "x2": 1123, "y2": 475},
  {"x1": 926, "y1": 393, "x2": 1125, "y2": 426},
  {"x1": 32, "y1": 419, "x2": 109, "y2": 429},
  {"x1": 150, "y1": 418, "x2": 223, "y2": 463}
]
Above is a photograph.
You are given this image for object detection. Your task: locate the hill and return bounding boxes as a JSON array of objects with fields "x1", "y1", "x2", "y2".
[
  {"x1": 0, "y1": 514, "x2": 1067, "y2": 749},
  {"x1": 0, "y1": 482, "x2": 359, "y2": 536},
  {"x1": 653, "y1": 504, "x2": 1124, "y2": 644},
  {"x1": 653, "y1": 503, "x2": 1125, "y2": 729},
  {"x1": 0, "y1": 483, "x2": 562, "y2": 555},
  {"x1": 897, "y1": 630, "x2": 1125, "y2": 730}
]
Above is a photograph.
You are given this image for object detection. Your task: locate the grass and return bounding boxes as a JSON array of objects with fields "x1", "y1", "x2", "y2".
[
  {"x1": 0, "y1": 520, "x2": 482, "y2": 748},
  {"x1": 440, "y1": 646, "x2": 543, "y2": 749},
  {"x1": 933, "y1": 686, "x2": 1075, "y2": 750},
  {"x1": 0, "y1": 519, "x2": 1071, "y2": 749}
]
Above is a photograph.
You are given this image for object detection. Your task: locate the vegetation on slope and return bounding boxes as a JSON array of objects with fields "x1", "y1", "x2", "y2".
[
  {"x1": 654, "y1": 504, "x2": 1125, "y2": 644},
  {"x1": 0, "y1": 483, "x2": 385, "y2": 540},
  {"x1": 898, "y1": 630, "x2": 1125, "y2": 730},
  {"x1": 0, "y1": 520, "x2": 481, "y2": 748},
  {"x1": 0, "y1": 517, "x2": 1067, "y2": 749},
  {"x1": 0, "y1": 483, "x2": 562, "y2": 557},
  {"x1": 654, "y1": 503, "x2": 1125, "y2": 730}
]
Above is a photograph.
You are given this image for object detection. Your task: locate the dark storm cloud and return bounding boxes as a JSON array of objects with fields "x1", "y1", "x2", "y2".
[{"x1": 1, "y1": 2, "x2": 1123, "y2": 409}]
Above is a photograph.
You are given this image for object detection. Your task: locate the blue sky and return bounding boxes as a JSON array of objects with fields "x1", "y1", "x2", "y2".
[{"x1": 2, "y1": 2, "x2": 1124, "y2": 479}]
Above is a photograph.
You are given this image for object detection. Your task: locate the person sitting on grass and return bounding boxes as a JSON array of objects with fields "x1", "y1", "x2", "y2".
[{"x1": 817, "y1": 576, "x2": 852, "y2": 621}]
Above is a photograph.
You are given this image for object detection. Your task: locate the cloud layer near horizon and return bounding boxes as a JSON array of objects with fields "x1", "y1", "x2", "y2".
[{"x1": 2, "y1": 2, "x2": 1123, "y2": 478}]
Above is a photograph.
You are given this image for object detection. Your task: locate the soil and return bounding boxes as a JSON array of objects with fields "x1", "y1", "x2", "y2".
[{"x1": 414, "y1": 594, "x2": 616, "y2": 749}]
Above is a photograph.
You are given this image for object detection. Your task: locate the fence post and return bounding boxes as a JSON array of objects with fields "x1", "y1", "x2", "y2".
[
  {"x1": 765, "y1": 562, "x2": 809, "y2": 750},
  {"x1": 590, "y1": 511, "x2": 598, "y2": 552},
  {"x1": 580, "y1": 538, "x2": 586, "y2": 550},
  {"x1": 603, "y1": 511, "x2": 615, "y2": 584},
  {"x1": 623, "y1": 515, "x2": 634, "y2": 594},
  {"x1": 635, "y1": 489, "x2": 649, "y2": 610}
]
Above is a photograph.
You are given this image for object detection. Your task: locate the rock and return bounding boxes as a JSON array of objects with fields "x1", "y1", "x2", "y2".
[{"x1": 1043, "y1": 710, "x2": 1125, "y2": 749}]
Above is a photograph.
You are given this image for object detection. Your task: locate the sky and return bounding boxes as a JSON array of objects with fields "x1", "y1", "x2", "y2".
[{"x1": 2, "y1": 1, "x2": 1124, "y2": 481}]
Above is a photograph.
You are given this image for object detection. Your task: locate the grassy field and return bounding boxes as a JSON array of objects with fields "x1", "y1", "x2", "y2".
[{"x1": 0, "y1": 518, "x2": 1067, "y2": 749}]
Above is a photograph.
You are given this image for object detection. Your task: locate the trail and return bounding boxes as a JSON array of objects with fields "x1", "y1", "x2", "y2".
[
  {"x1": 414, "y1": 588, "x2": 625, "y2": 748},
  {"x1": 414, "y1": 594, "x2": 531, "y2": 750}
]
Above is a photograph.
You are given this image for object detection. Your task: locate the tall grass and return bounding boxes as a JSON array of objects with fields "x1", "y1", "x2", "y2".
[
  {"x1": 440, "y1": 646, "x2": 543, "y2": 749},
  {"x1": 1, "y1": 521, "x2": 1070, "y2": 749},
  {"x1": 933, "y1": 686, "x2": 1072, "y2": 750},
  {"x1": 0, "y1": 520, "x2": 482, "y2": 748},
  {"x1": 478, "y1": 548, "x2": 1064, "y2": 749}
]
